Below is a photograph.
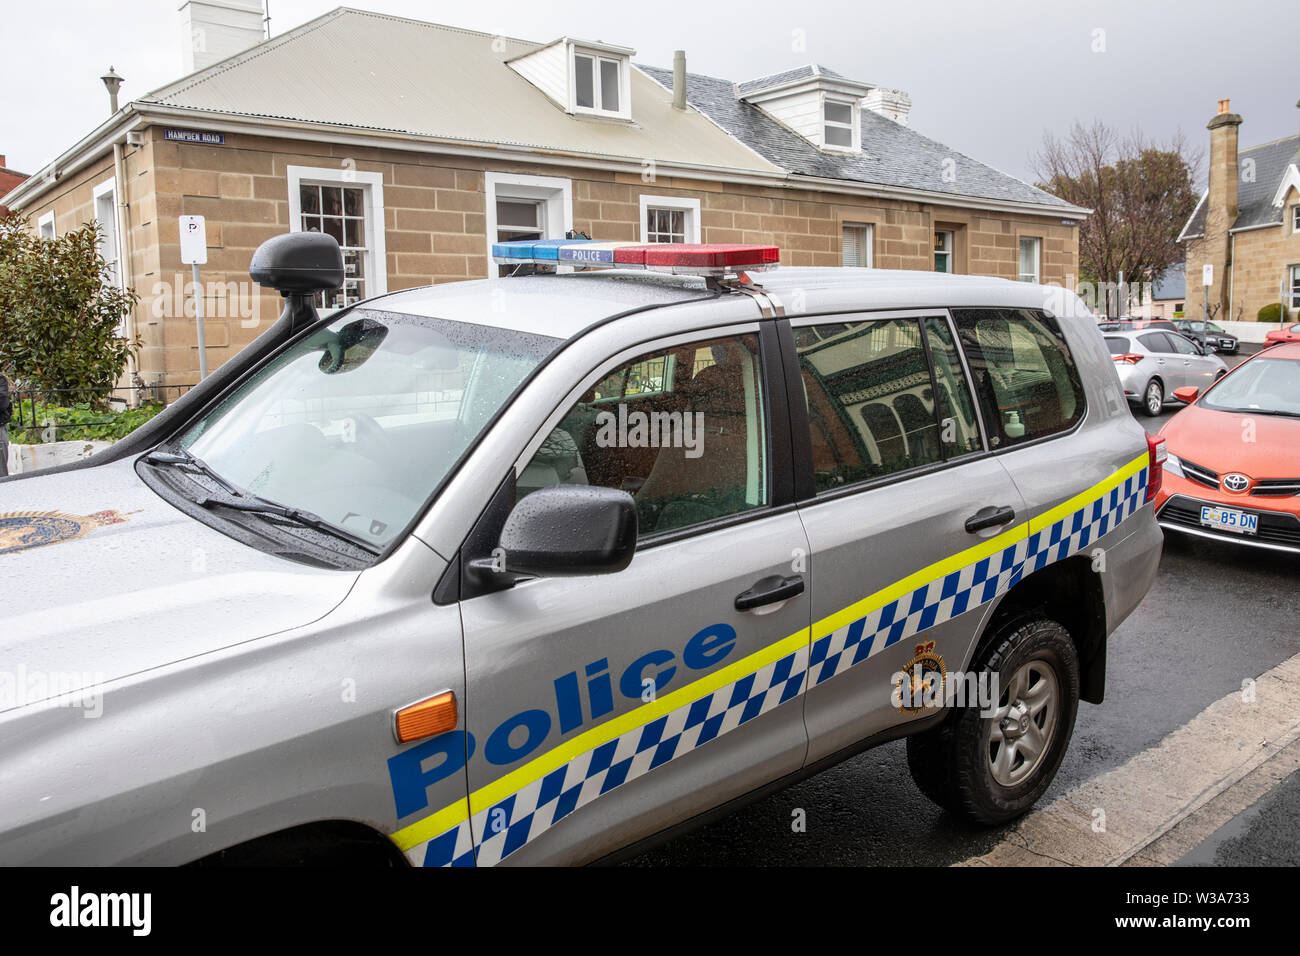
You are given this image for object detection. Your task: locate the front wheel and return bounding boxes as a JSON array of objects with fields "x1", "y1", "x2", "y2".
[
  {"x1": 905, "y1": 617, "x2": 1080, "y2": 825},
  {"x1": 1142, "y1": 379, "x2": 1164, "y2": 416}
]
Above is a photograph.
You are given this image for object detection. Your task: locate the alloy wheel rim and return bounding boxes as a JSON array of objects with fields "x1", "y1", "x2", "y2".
[
  {"x1": 1147, "y1": 383, "x2": 1161, "y2": 414},
  {"x1": 988, "y1": 660, "x2": 1059, "y2": 787}
]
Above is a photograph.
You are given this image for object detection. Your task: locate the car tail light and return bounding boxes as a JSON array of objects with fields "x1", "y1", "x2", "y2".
[
  {"x1": 1146, "y1": 434, "x2": 1166, "y2": 503},
  {"x1": 1113, "y1": 353, "x2": 1143, "y2": 365}
]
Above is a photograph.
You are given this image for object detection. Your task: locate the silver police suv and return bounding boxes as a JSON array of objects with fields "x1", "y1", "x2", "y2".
[{"x1": 0, "y1": 235, "x2": 1164, "y2": 866}]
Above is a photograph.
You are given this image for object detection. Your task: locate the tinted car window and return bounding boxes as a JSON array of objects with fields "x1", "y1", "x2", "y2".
[
  {"x1": 519, "y1": 333, "x2": 768, "y2": 536},
  {"x1": 953, "y1": 309, "x2": 1086, "y2": 448},
  {"x1": 1167, "y1": 333, "x2": 1199, "y2": 355},
  {"x1": 794, "y1": 316, "x2": 982, "y2": 493},
  {"x1": 1138, "y1": 332, "x2": 1171, "y2": 352},
  {"x1": 1105, "y1": 337, "x2": 1129, "y2": 355}
]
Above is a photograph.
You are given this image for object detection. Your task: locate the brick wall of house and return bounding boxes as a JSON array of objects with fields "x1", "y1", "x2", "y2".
[{"x1": 21, "y1": 126, "x2": 1080, "y2": 386}]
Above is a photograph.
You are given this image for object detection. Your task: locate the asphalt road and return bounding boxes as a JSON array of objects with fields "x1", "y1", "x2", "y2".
[{"x1": 630, "y1": 343, "x2": 1300, "y2": 867}]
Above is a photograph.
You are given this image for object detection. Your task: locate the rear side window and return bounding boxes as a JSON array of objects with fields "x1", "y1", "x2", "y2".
[
  {"x1": 794, "y1": 315, "x2": 983, "y2": 493},
  {"x1": 953, "y1": 309, "x2": 1086, "y2": 449},
  {"x1": 1105, "y1": 337, "x2": 1129, "y2": 355},
  {"x1": 1138, "y1": 332, "x2": 1171, "y2": 352}
]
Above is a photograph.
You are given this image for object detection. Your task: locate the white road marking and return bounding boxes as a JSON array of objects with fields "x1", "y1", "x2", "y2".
[{"x1": 956, "y1": 652, "x2": 1300, "y2": 866}]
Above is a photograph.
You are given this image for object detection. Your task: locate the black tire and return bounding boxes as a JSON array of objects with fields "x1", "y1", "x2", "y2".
[
  {"x1": 1141, "y1": 378, "x2": 1164, "y2": 417},
  {"x1": 905, "y1": 617, "x2": 1080, "y2": 825}
]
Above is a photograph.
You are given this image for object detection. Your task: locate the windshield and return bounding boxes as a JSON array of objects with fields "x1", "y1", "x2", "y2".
[
  {"x1": 1201, "y1": 357, "x2": 1300, "y2": 417},
  {"x1": 179, "y1": 308, "x2": 561, "y2": 549}
]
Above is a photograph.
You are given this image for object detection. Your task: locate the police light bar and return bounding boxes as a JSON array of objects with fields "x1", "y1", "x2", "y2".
[{"x1": 491, "y1": 239, "x2": 779, "y2": 276}]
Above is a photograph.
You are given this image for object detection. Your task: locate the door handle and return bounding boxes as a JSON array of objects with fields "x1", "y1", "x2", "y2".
[
  {"x1": 735, "y1": 574, "x2": 804, "y2": 611},
  {"x1": 965, "y1": 505, "x2": 1016, "y2": 534}
]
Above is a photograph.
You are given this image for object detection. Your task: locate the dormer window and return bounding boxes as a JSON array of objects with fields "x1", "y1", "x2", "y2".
[
  {"x1": 738, "y1": 65, "x2": 870, "y2": 153},
  {"x1": 509, "y1": 37, "x2": 634, "y2": 121},
  {"x1": 573, "y1": 49, "x2": 623, "y2": 114},
  {"x1": 823, "y1": 97, "x2": 858, "y2": 150}
]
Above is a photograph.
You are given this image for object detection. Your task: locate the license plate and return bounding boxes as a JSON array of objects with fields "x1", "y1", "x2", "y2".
[{"x1": 1200, "y1": 506, "x2": 1258, "y2": 535}]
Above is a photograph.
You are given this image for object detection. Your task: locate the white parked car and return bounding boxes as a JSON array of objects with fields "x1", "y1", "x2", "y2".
[{"x1": 1105, "y1": 329, "x2": 1228, "y2": 416}]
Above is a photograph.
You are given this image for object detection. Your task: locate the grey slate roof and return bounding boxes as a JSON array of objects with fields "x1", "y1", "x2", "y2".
[
  {"x1": 1152, "y1": 262, "x2": 1185, "y2": 301},
  {"x1": 640, "y1": 65, "x2": 1078, "y2": 210},
  {"x1": 736, "y1": 64, "x2": 853, "y2": 97},
  {"x1": 1180, "y1": 133, "x2": 1300, "y2": 237}
]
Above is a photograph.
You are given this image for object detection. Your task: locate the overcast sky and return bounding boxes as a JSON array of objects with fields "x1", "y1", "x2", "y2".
[{"x1": 2, "y1": 0, "x2": 1297, "y2": 184}]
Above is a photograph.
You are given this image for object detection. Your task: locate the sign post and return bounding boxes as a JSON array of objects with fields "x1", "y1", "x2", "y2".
[
  {"x1": 179, "y1": 215, "x2": 209, "y2": 380},
  {"x1": 1202, "y1": 263, "x2": 1213, "y2": 322}
]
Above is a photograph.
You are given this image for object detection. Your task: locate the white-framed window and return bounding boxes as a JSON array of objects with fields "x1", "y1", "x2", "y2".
[
  {"x1": 571, "y1": 47, "x2": 630, "y2": 119},
  {"x1": 639, "y1": 195, "x2": 701, "y2": 244},
  {"x1": 823, "y1": 96, "x2": 859, "y2": 151},
  {"x1": 93, "y1": 178, "x2": 121, "y2": 289},
  {"x1": 1290, "y1": 265, "x2": 1300, "y2": 310},
  {"x1": 38, "y1": 211, "x2": 55, "y2": 239},
  {"x1": 1018, "y1": 236, "x2": 1042, "y2": 283},
  {"x1": 288, "y1": 165, "x2": 387, "y2": 312},
  {"x1": 485, "y1": 172, "x2": 573, "y2": 276},
  {"x1": 1292, "y1": 204, "x2": 1300, "y2": 233},
  {"x1": 934, "y1": 230, "x2": 953, "y2": 273},
  {"x1": 842, "y1": 222, "x2": 873, "y2": 268}
]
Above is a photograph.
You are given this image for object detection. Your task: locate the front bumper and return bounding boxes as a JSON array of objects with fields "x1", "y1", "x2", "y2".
[{"x1": 1156, "y1": 482, "x2": 1300, "y2": 553}]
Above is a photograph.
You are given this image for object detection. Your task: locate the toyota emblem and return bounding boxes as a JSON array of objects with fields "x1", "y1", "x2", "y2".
[{"x1": 1222, "y1": 473, "x2": 1250, "y2": 493}]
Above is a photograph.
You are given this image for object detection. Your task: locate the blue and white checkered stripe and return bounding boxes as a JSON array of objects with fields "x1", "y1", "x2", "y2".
[
  {"x1": 809, "y1": 468, "x2": 1148, "y2": 689},
  {"x1": 1023, "y1": 471, "x2": 1146, "y2": 573},
  {"x1": 809, "y1": 536, "x2": 1031, "y2": 687},
  {"x1": 404, "y1": 465, "x2": 1149, "y2": 866},
  {"x1": 414, "y1": 818, "x2": 476, "y2": 868},
  {"x1": 468, "y1": 646, "x2": 808, "y2": 866}
]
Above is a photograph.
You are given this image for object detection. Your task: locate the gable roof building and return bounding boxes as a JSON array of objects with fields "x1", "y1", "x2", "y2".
[
  {"x1": 3, "y1": 7, "x2": 1085, "y2": 387},
  {"x1": 1179, "y1": 98, "x2": 1300, "y2": 323}
]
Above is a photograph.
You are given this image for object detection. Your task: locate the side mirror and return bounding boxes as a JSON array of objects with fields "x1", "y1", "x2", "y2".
[
  {"x1": 493, "y1": 485, "x2": 637, "y2": 578},
  {"x1": 250, "y1": 232, "x2": 345, "y2": 295},
  {"x1": 1172, "y1": 386, "x2": 1199, "y2": 403}
]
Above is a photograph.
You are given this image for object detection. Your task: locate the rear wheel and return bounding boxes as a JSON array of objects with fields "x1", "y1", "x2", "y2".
[
  {"x1": 905, "y1": 617, "x2": 1080, "y2": 825},
  {"x1": 1142, "y1": 379, "x2": 1164, "y2": 416}
]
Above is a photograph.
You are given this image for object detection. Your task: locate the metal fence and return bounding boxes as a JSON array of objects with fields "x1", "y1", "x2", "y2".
[{"x1": 4, "y1": 384, "x2": 195, "y2": 442}]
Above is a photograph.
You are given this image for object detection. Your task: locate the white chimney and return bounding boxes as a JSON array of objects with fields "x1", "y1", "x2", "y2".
[
  {"x1": 863, "y1": 88, "x2": 912, "y2": 126},
  {"x1": 180, "y1": 0, "x2": 266, "y2": 74}
]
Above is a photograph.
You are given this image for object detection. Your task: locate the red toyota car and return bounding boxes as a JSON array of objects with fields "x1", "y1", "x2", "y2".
[
  {"x1": 1263, "y1": 323, "x2": 1300, "y2": 348},
  {"x1": 1154, "y1": 343, "x2": 1300, "y2": 553}
]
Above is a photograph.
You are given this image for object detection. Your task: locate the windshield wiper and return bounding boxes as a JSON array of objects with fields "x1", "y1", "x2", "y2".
[
  {"x1": 144, "y1": 448, "x2": 379, "y2": 555},
  {"x1": 143, "y1": 448, "x2": 246, "y2": 497},
  {"x1": 1207, "y1": 406, "x2": 1300, "y2": 418},
  {"x1": 193, "y1": 494, "x2": 379, "y2": 554}
]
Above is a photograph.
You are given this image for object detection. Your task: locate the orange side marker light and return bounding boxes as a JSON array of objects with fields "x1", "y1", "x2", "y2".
[{"x1": 393, "y1": 690, "x2": 457, "y2": 744}]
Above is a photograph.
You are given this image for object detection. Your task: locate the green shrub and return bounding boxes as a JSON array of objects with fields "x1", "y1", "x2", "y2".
[
  {"x1": 7, "y1": 399, "x2": 165, "y2": 443},
  {"x1": 1257, "y1": 302, "x2": 1289, "y2": 323},
  {"x1": 0, "y1": 213, "x2": 137, "y2": 400}
]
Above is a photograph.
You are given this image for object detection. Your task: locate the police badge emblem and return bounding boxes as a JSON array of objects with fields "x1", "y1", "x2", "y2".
[
  {"x1": 898, "y1": 639, "x2": 946, "y2": 714},
  {"x1": 0, "y1": 510, "x2": 137, "y2": 556}
]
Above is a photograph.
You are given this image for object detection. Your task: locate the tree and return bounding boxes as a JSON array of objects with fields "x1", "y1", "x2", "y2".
[
  {"x1": 0, "y1": 213, "x2": 137, "y2": 401},
  {"x1": 1033, "y1": 121, "x2": 1201, "y2": 316}
]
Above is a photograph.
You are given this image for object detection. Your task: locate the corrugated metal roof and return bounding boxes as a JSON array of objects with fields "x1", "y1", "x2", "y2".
[
  {"x1": 139, "y1": 8, "x2": 781, "y2": 174},
  {"x1": 1180, "y1": 133, "x2": 1300, "y2": 237}
]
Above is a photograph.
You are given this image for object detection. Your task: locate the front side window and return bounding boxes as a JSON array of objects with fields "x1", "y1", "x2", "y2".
[
  {"x1": 1018, "y1": 237, "x2": 1041, "y2": 283},
  {"x1": 180, "y1": 310, "x2": 560, "y2": 549},
  {"x1": 519, "y1": 333, "x2": 768, "y2": 536},
  {"x1": 795, "y1": 316, "x2": 983, "y2": 492},
  {"x1": 953, "y1": 309, "x2": 1086, "y2": 448}
]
